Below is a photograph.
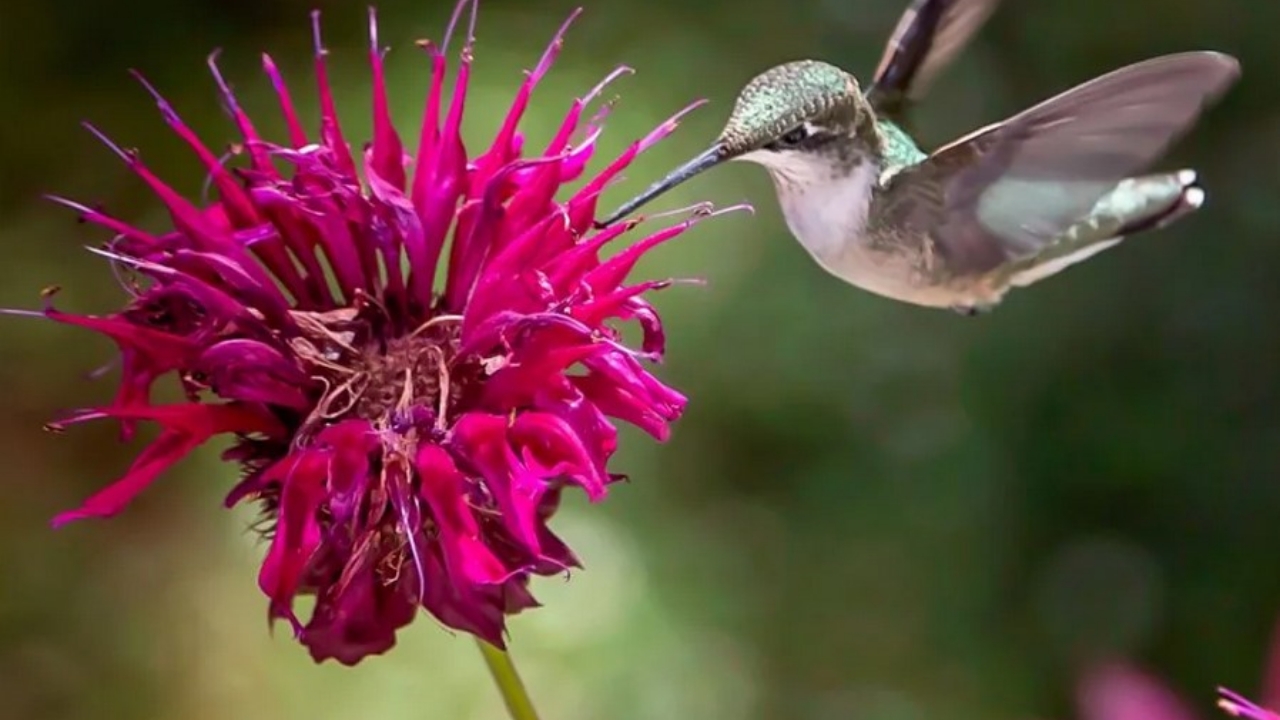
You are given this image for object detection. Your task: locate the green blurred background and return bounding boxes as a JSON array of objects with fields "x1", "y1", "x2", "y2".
[{"x1": 1, "y1": 0, "x2": 1277, "y2": 718}]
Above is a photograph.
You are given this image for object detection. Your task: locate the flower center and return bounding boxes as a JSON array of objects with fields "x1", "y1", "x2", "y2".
[
  {"x1": 290, "y1": 309, "x2": 479, "y2": 434},
  {"x1": 352, "y1": 330, "x2": 458, "y2": 422}
]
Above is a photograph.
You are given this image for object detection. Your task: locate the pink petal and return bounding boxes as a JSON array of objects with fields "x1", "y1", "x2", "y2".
[
  {"x1": 1078, "y1": 663, "x2": 1200, "y2": 720},
  {"x1": 52, "y1": 403, "x2": 280, "y2": 526},
  {"x1": 417, "y1": 444, "x2": 510, "y2": 586}
]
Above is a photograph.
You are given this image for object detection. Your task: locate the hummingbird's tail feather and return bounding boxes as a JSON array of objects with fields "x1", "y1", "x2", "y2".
[
  {"x1": 1002, "y1": 170, "x2": 1204, "y2": 289},
  {"x1": 1113, "y1": 170, "x2": 1205, "y2": 235}
]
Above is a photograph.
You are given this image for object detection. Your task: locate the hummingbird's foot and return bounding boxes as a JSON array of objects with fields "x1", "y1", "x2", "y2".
[{"x1": 949, "y1": 303, "x2": 990, "y2": 317}]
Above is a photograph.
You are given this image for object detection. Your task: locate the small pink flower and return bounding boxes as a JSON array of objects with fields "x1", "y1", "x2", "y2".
[
  {"x1": 1078, "y1": 618, "x2": 1280, "y2": 720},
  {"x1": 1078, "y1": 663, "x2": 1201, "y2": 720},
  {"x1": 14, "y1": 1, "x2": 738, "y2": 664}
]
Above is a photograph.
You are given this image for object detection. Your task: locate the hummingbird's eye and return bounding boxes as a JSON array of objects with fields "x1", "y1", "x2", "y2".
[
  {"x1": 773, "y1": 125, "x2": 803, "y2": 144},
  {"x1": 774, "y1": 126, "x2": 809, "y2": 149}
]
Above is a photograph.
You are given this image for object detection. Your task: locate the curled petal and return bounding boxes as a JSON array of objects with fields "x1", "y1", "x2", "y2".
[
  {"x1": 302, "y1": 553, "x2": 417, "y2": 665},
  {"x1": 452, "y1": 413, "x2": 548, "y2": 557},
  {"x1": 258, "y1": 449, "x2": 329, "y2": 627},
  {"x1": 511, "y1": 411, "x2": 608, "y2": 501},
  {"x1": 196, "y1": 339, "x2": 314, "y2": 409},
  {"x1": 416, "y1": 444, "x2": 509, "y2": 586},
  {"x1": 419, "y1": 546, "x2": 509, "y2": 647},
  {"x1": 315, "y1": 420, "x2": 378, "y2": 528}
]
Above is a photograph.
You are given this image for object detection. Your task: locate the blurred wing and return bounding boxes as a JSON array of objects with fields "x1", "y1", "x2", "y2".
[
  {"x1": 866, "y1": 0, "x2": 1001, "y2": 121},
  {"x1": 878, "y1": 52, "x2": 1240, "y2": 275}
]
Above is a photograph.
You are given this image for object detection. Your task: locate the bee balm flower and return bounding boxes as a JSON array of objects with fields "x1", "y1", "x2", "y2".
[{"x1": 21, "y1": 1, "x2": 733, "y2": 664}]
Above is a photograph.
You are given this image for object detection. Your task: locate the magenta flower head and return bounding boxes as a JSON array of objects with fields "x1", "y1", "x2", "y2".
[{"x1": 18, "y1": 1, "x2": 737, "y2": 665}]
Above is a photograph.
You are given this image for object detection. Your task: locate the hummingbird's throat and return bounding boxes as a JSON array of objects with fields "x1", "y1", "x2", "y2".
[{"x1": 769, "y1": 156, "x2": 880, "y2": 262}]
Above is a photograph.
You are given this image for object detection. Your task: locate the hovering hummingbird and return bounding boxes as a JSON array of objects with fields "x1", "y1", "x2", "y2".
[{"x1": 597, "y1": 0, "x2": 1241, "y2": 314}]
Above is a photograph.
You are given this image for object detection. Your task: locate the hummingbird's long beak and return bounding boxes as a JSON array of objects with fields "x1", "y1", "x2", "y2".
[{"x1": 595, "y1": 143, "x2": 728, "y2": 228}]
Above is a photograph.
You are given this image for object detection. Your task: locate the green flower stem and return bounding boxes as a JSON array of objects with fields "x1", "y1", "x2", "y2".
[{"x1": 476, "y1": 638, "x2": 542, "y2": 720}]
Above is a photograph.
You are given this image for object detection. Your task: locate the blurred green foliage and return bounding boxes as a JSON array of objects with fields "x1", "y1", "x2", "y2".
[{"x1": 1, "y1": 0, "x2": 1278, "y2": 719}]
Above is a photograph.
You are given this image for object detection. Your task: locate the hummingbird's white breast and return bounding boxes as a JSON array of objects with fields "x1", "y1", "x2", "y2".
[{"x1": 746, "y1": 151, "x2": 984, "y2": 308}]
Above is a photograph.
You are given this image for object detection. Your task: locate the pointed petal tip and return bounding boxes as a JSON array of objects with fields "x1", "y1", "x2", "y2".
[
  {"x1": 206, "y1": 50, "x2": 247, "y2": 113},
  {"x1": 51, "y1": 509, "x2": 96, "y2": 529},
  {"x1": 583, "y1": 66, "x2": 634, "y2": 105},
  {"x1": 310, "y1": 10, "x2": 327, "y2": 57},
  {"x1": 1217, "y1": 689, "x2": 1276, "y2": 720},
  {"x1": 549, "y1": 6, "x2": 585, "y2": 45},
  {"x1": 465, "y1": 0, "x2": 481, "y2": 47},
  {"x1": 0, "y1": 307, "x2": 47, "y2": 319},
  {"x1": 81, "y1": 122, "x2": 132, "y2": 162},
  {"x1": 44, "y1": 194, "x2": 93, "y2": 214},
  {"x1": 710, "y1": 201, "x2": 754, "y2": 218},
  {"x1": 628, "y1": 200, "x2": 751, "y2": 225},
  {"x1": 640, "y1": 201, "x2": 714, "y2": 222},
  {"x1": 673, "y1": 276, "x2": 709, "y2": 287},
  {"x1": 633, "y1": 99, "x2": 712, "y2": 153},
  {"x1": 126, "y1": 68, "x2": 156, "y2": 94},
  {"x1": 441, "y1": 0, "x2": 480, "y2": 54},
  {"x1": 592, "y1": 208, "x2": 640, "y2": 231},
  {"x1": 680, "y1": 97, "x2": 711, "y2": 113}
]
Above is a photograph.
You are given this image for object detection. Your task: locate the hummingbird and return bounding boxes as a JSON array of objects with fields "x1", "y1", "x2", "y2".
[{"x1": 597, "y1": 0, "x2": 1241, "y2": 314}]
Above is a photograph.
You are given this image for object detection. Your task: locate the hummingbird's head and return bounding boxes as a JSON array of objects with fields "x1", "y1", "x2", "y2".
[
  {"x1": 597, "y1": 60, "x2": 872, "y2": 227},
  {"x1": 719, "y1": 60, "x2": 866, "y2": 157}
]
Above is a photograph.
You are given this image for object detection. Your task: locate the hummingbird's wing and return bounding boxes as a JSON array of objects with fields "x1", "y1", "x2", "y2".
[
  {"x1": 866, "y1": 0, "x2": 1001, "y2": 122},
  {"x1": 877, "y1": 52, "x2": 1240, "y2": 276}
]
